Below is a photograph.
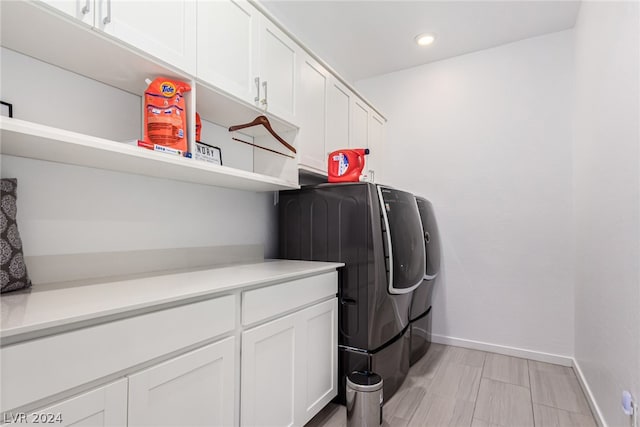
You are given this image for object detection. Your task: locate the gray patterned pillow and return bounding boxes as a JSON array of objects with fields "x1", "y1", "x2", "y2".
[{"x1": 1, "y1": 178, "x2": 31, "y2": 293}]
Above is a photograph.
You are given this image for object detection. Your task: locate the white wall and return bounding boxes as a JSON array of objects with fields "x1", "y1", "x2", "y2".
[
  {"x1": 0, "y1": 49, "x2": 278, "y2": 269},
  {"x1": 1, "y1": 156, "x2": 277, "y2": 256},
  {"x1": 573, "y1": 2, "x2": 640, "y2": 426},
  {"x1": 356, "y1": 30, "x2": 575, "y2": 357}
]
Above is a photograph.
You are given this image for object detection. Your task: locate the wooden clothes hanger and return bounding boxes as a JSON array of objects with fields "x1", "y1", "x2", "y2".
[
  {"x1": 228, "y1": 115, "x2": 297, "y2": 154},
  {"x1": 232, "y1": 137, "x2": 295, "y2": 159}
]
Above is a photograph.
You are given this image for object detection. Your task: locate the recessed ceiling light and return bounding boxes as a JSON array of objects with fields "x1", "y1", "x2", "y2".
[{"x1": 415, "y1": 33, "x2": 436, "y2": 46}]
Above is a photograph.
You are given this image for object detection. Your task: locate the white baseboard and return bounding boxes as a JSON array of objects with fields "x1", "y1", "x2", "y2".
[
  {"x1": 431, "y1": 334, "x2": 573, "y2": 366},
  {"x1": 572, "y1": 358, "x2": 607, "y2": 427}
]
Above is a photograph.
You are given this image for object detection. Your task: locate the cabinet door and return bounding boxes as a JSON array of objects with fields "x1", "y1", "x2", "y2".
[
  {"x1": 350, "y1": 97, "x2": 369, "y2": 149},
  {"x1": 241, "y1": 298, "x2": 338, "y2": 427},
  {"x1": 128, "y1": 337, "x2": 236, "y2": 427},
  {"x1": 367, "y1": 112, "x2": 385, "y2": 182},
  {"x1": 197, "y1": 0, "x2": 259, "y2": 104},
  {"x1": 40, "y1": 0, "x2": 94, "y2": 25},
  {"x1": 97, "y1": 0, "x2": 196, "y2": 74},
  {"x1": 258, "y1": 17, "x2": 298, "y2": 124},
  {"x1": 297, "y1": 54, "x2": 328, "y2": 172},
  {"x1": 241, "y1": 313, "x2": 297, "y2": 427},
  {"x1": 326, "y1": 77, "x2": 351, "y2": 154},
  {"x1": 297, "y1": 299, "x2": 338, "y2": 425},
  {"x1": 23, "y1": 379, "x2": 127, "y2": 427}
]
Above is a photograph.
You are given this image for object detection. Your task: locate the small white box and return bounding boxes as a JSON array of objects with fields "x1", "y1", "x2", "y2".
[{"x1": 194, "y1": 141, "x2": 222, "y2": 165}]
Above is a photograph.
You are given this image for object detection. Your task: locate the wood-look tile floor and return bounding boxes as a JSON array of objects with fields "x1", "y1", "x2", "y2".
[{"x1": 306, "y1": 344, "x2": 597, "y2": 427}]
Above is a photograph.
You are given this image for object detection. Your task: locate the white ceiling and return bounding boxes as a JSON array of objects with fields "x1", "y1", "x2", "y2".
[{"x1": 260, "y1": 1, "x2": 581, "y2": 83}]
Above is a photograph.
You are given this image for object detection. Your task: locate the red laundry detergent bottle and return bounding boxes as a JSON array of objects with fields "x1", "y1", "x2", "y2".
[{"x1": 328, "y1": 148, "x2": 370, "y2": 183}]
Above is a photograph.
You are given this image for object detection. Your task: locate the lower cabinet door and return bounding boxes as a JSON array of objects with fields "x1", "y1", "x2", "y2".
[
  {"x1": 241, "y1": 313, "x2": 297, "y2": 427},
  {"x1": 128, "y1": 337, "x2": 236, "y2": 427},
  {"x1": 298, "y1": 298, "x2": 338, "y2": 425},
  {"x1": 21, "y1": 379, "x2": 127, "y2": 427},
  {"x1": 241, "y1": 298, "x2": 338, "y2": 427}
]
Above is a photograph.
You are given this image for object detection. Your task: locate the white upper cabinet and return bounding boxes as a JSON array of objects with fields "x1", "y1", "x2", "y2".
[
  {"x1": 297, "y1": 61, "x2": 386, "y2": 178},
  {"x1": 97, "y1": 0, "x2": 197, "y2": 74},
  {"x1": 367, "y1": 111, "x2": 385, "y2": 182},
  {"x1": 196, "y1": 0, "x2": 259, "y2": 104},
  {"x1": 40, "y1": 0, "x2": 94, "y2": 24},
  {"x1": 257, "y1": 17, "x2": 298, "y2": 124},
  {"x1": 39, "y1": 0, "x2": 197, "y2": 74},
  {"x1": 326, "y1": 76, "x2": 351, "y2": 156},
  {"x1": 350, "y1": 96, "x2": 369, "y2": 149},
  {"x1": 196, "y1": 0, "x2": 298, "y2": 125},
  {"x1": 297, "y1": 53, "x2": 329, "y2": 172}
]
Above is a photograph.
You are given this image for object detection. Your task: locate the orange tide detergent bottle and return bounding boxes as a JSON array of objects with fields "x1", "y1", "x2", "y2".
[
  {"x1": 328, "y1": 148, "x2": 370, "y2": 183},
  {"x1": 144, "y1": 77, "x2": 192, "y2": 153}
]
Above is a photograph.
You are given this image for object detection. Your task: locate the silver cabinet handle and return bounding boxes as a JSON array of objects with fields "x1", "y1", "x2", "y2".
[
  {"x1": 261, "y1": 81, "x2": 268, "y2": 106},
  {"x1": 81, "y1": 0, "x2": 90, "y2": 15},
  {"x1": 103, "y1": 0, "x2": 111, "y2": 25},
  {"x1": 254, "y1": 77, "x2": 260, "y2": 103}
]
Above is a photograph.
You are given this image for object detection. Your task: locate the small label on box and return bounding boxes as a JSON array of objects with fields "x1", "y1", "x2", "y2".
[
  {"x1": 125, "y1": 139, "x2": 191, "y2": 158},
  {"x1": 195, "y1": 141, "x2": 222, "y2": 165}
]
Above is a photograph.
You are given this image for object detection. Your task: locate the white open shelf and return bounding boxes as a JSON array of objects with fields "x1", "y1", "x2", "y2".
[
  {"x1": 196, "y1": 81, "x2": 299, "y2": 139},
  {"x1": 0, "y1": 117, "x2": 299, "y2": 192}
]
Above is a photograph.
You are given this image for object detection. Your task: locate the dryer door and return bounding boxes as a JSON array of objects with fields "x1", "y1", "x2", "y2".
[
  {"x1": 416, "y1": 197, "x2": 441, "y2": 280},
  {"x1": 377, "y1": 186, "x2": 426, "y2": 294}
]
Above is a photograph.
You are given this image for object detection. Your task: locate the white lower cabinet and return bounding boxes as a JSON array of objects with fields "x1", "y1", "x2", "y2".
[
  {"x1": 20, "y1": 379, "x2": 128, "y2": 427},
  {"x1": 241, "y1": 311, "x2": 297, "y2": 427},
  {"x1": 13, "y1": 337, "x2": 236, "y2": 427},
  {"x1": 2, "y1": 272, "x2": 339, "y2": 427},
  {"x1": 299, "y1": 299, "x2": 338, "y2": 423},
  {"x1": 241, "y1": 298, "x2": 337, "y2": 427},
  {"x1": 128, "y1": 337, "x2": 236, "y2": 427}
]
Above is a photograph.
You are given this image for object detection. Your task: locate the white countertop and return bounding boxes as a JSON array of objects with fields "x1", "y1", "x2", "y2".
[{"x1": 0, "y1": 259, "x2": 343, "y2": 342}]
